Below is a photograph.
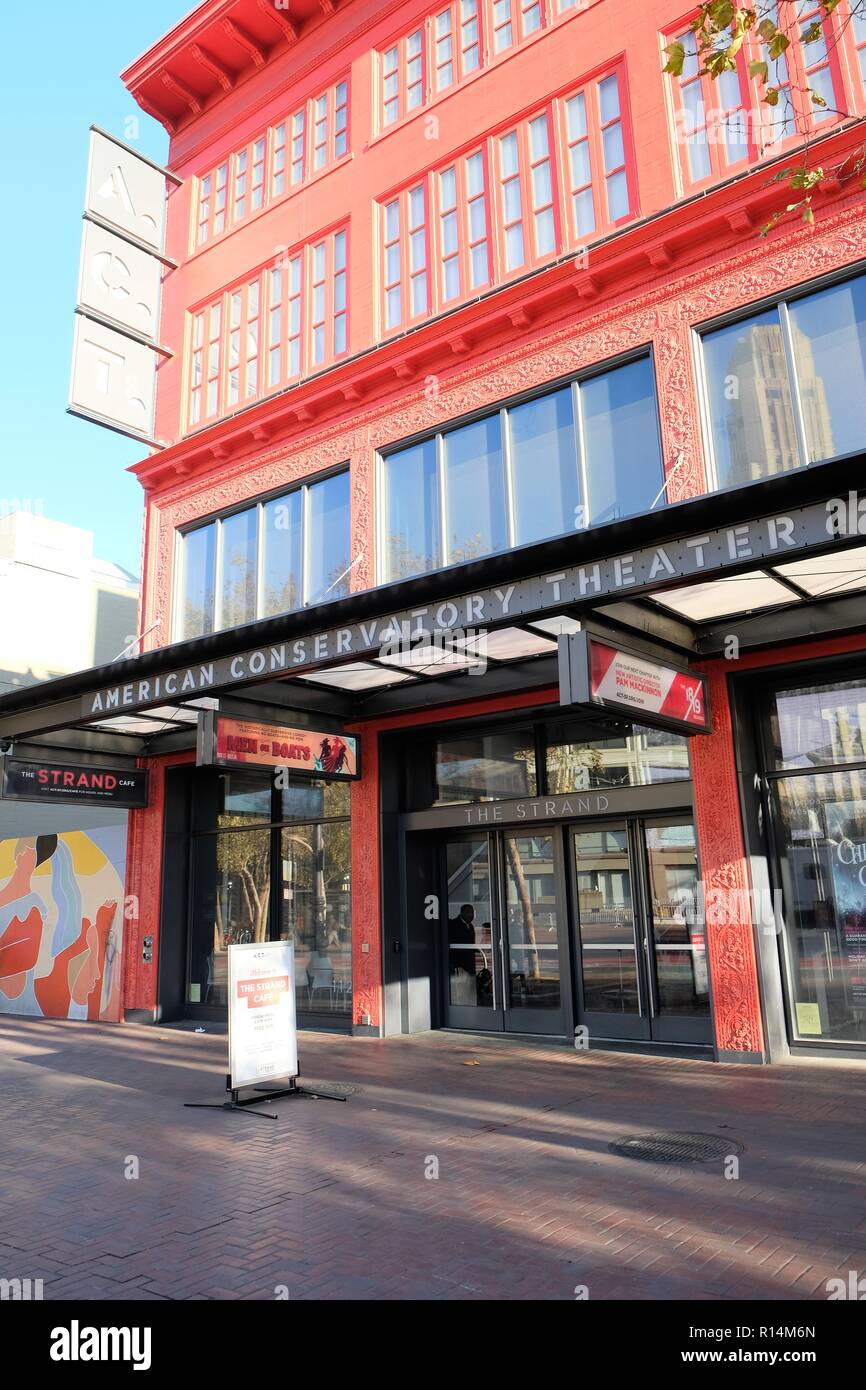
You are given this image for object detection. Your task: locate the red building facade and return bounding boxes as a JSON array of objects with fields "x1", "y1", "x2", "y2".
[{"x1": 4, "y1": 0, "x2": 866, "y2": 1061}]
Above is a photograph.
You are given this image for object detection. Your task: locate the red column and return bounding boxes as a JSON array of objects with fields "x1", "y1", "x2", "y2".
[
  {"x1": 122, "y1": 752, "x2": 194, "y2": 1019},
  {"x1": 349, "y1": 728, "x2": 382, "y2": 1030},
  {"x1": 691, "y1": 661, "x2": 765, "y2": 1058}
]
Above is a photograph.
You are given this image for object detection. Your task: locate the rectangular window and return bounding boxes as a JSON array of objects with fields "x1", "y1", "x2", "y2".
[
  {"x1": 379, "y1": 354, "x2": 663, "y2": 582},
  {"x1": 291, "y1": 109, "x2": 306, "y2": 184},
  {"x1": 178, "y1": 468, "x2": 351, "y2": 639},
  {"x1": 190, "y1": 312, "x2": 205, "y2": 425},
  {"x1": 206, "y1": 301, "x2": 221, "y2": 418},
  {"x1": 227, "y1": 290, "x2": 242, "y2": 406},
  {"x1": 434, "y1": 8, "x2": 455, "y2": 90},
  {"x1": 497, "y1": 112, "x2": 558, "y2": 272},
  {"x1": 219, "y1": 507, "x2": 258, "y2": 628},
  {"x1": 233, "y1": 149, "x2": 248, "y2": 222},
  {"x1": 213, "y1": 163, "x2": 228, "y2": 235},
  {"x1": 700, "y1": 272, "x2": 866, "y2": 489},
  {"x1": 178, "y1": 523, "x2": 216, "y2": 639},
  {"x1": 437, "y1": 149, "x2": 490, "y2": 301},
  {"x1": 667, "y1": 27, "x2": 750, "y2": 187},
  {"x1": 197, "y1": 174, "x2": 212, "y2": 245},
  {"x1": 561, "y1": 68, "x2": 635, "y2": 242},
  {"x1": 272, "y1": 122, "x2": 287, "y2": 197},
  {"x1": 461, "y1": 0, "x2": 480, "y2": 73},
  {"x1": 381, "y1": 28, "x2": 425, "y2": 126},
  {"x1": 853, "y1": 4, "x2": 866, "y2": 93},
  {"x1": 245, "y1": 278, "x2": 260, "y2": 399},
  {"x1": 492, "y1": 0, "x2": 515, "y2": 52},
  {"x1": 251, "y1": 138, "x2": 265, "y2": 210},
  {"x1": 382, "y1": 186, "x2": 428, "y2": 330},
  {"x1": 287, "y1": 253, "x2": 303, "y2": 379},
  {"x1": 268, "y1": 266, "x2": 284, "y2": 389},
  {"x1": 313, "y1": 94, "x2": 328, "y2": 171},
  {"x1": 334, "y1": 80, "x2": 349, "y2": 157}
]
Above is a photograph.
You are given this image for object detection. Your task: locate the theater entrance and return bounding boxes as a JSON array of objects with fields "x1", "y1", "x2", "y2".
[{"x1": 438, "y1": 816, "x2": 711, "y2": 1046}]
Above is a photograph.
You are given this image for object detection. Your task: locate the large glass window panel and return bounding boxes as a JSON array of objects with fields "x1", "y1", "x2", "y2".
[
  {"x1": 644, "y1": 822, "x2": 708, "y2": 1018},
  {"x1": 262, "y1": 490, "x2": 303, "y2": 617},
  {"x1": 280, "y1": 820, "x2": 352, "y2": 1015},
  {"x1": 509, "y1": 388, "x2": 580, "y2": 546},
  {"x1": 770, "y1": 679, "x2": 866, "y2": 770},
  {"x1": 503, "y1": 834, "x2": 562, "y2": 1010},
  {"x1": 772, "y1": 770, "x2": 866, "y2": 1045},
  {"x1": 188, "y1": 828, "x2": 272, "y2": 1007},
  {"x1": 279, "y1": 779, "x2": 350, "y2": 822},
  {"x1": 702, "y1": 310, "x2": 801, "y2": 488},
  {"x1": 581, "y1": 357, "x2": 664, "y2": 524},
  {"x1": 443, "y1": 416, "x2": 507, "y2": 563},
  {"x1": 546, "y1": 720, "x2": 690, "y2": 791},
  {"x1": 219, "y1": 508, "x2": 258, "y2": 629},
  {"x1": 433, "y1": 729, "x2": 536, "y2": 804},
  {"x1": 179, "y1": 524, "x2": 216, "y2": 639},
  {"x1": 574, "y1": 827, "x2": 639, "y2": 1014},
  {"x1": 306, "y1": 471, "x2": 351, "y2": 605},
  {"x1": 788, "y1": 277, "x2": 866, "y2": 463},
  {"x1": 217, "y1": 772, "x2": 273, "y2": 827},
  {"x1": 446, "y1": 839, "x2": 496, "y2": 1009},
  {"x1": 382, "y1": 439, "x2": 440, "y2": 580}
]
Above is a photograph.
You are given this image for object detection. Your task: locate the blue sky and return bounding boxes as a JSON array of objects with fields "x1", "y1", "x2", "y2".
[{"x1": 0, "y1": 2, "x2": 192, "y2": 578}]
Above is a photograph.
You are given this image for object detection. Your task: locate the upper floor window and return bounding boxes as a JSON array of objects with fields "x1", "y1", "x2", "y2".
[
  {"x1": 378, "y1": 73, "x2": 634, "y2": 332},
  {"x1": 378, "y1": 0, "x2": 589, "y2": 128},
  {"x1": 176, "y1": 470, "x2": 351, "y2": 640},
  {"x1": 698, "y1": 270, "x2": 866, "y2": 491},
  {"x1": 186, "y1": 226, "x2": 349, "y2": 430},
  {"x1": 666, "y1": 2, "x2": 864, "y2": 194},
  {"x1": 193, "y1": 76, "x2": 350, "y2": 248},
  {"x1": 379, "y1": 353, "x2": 664, "y2": 582},
  {"x1": 666, "y1": 25, "x2": 752, "y2": 188}
]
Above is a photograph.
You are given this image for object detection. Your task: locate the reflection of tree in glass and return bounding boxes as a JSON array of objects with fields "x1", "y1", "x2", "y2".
[
  {"x1": 221, "y1": 545, "x2": 257, "y2": 627},
  {"x1": 386, "y1": 535, "x2": 434, "y2": 581},
  {"x1": 547, "y1": 745, "x2": 604, "y2": 794},
  {"x1": 282, "y1": 821, "x2": 351, "y2": 955},
  {"x1": 449, "y1": 532, "x2": 487, "y2": 566},
  {"x1": 263, "y1": 573, "x2": 301, "y2": 619},
  {"x1": 215, "y1": 822, "x2": 271, "y2": 944}
]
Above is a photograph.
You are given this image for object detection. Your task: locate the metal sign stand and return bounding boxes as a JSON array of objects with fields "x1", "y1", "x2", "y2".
[{"x1": 185, "y1": 1073, "x2": 347, "y2": 1122}]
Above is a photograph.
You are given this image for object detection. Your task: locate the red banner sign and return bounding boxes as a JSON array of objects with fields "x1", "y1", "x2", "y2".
[
  {"x1": 589, "y1": 641, "x2": 710, "y2": 731},
  {"x1": 215, "y1": 718, "x2": 358, "y2": 778}
]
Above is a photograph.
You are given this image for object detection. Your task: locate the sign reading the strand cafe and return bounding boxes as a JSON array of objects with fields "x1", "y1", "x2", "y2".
[{"x1": 80, "y1": 493, "x2": 862, "y2": 721}]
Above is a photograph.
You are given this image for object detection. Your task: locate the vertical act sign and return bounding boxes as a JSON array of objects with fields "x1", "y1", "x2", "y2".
[{"x1": 228, "y1": 943, "x2": 299, "y2": 1090}]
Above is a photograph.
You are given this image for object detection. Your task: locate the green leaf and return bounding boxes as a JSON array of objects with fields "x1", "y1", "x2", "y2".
[
  {"x1": 757, "y1": 18, "x2": 778, "y2": 41},
  {"x1": 811, "y1": 90, "x2": 828, "y2": 107},
  {"x1": 765, "y1": 87, "x2": 780, "y2": 106},
  {"x1": 707, "y1": 0, "x2": 735, "y2": 27},
  {"x1": 801, "y1": 20, "x2": 823, "y2": 43},
  {"x1": 802, "y1": 206, "x2": 815, "y2": 225},
  {"x1": 768, "y1": 32, "x2": 790, "y2": 59},
  {"x1": 749, "y1": 59, "x2": 769, "y2": 82},
  {"x1": 663, "y1": 41, "x2": 685, "y2": 76}
]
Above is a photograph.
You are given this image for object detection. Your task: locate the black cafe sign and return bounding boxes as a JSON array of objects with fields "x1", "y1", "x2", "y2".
[
  {"x1": 79, "y1": 492, "x2": 860, "y2": 721},
  {"x1": 2, "y1": 759, "x2": 149, "y2": 809}
]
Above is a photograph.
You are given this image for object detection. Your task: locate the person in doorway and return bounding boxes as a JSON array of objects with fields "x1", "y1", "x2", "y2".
[{"x1": 448, "y1": 903, "x2": 477, "y2": 1003}]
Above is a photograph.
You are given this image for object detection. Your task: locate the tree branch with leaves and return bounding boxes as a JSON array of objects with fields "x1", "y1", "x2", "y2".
[{"x1": 664, "y1": 0, "x2": 866, "y2": 230}]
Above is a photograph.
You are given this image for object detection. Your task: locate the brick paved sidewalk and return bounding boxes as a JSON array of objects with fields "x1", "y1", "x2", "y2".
[{"x1": 0, "y1": 1017, "x2": 864, "y2": 1301}]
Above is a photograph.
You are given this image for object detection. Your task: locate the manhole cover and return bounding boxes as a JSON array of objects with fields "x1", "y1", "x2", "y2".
[
  {"x1": 302, "y1": 1080, "x2": 360, "y2": 1097},
  {"x1": 609, "y1": 1132, "x2": 743, "y2": 1164}
]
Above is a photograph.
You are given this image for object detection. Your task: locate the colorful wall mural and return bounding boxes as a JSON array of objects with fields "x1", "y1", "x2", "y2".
[{"x1": 0, "y1": 826, "x2": 126, "y2": 1021}]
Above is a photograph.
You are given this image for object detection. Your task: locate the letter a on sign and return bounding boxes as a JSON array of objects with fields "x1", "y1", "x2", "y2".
[{"x1": 85, "y1": 130, "x2": 167, "y2": 254}]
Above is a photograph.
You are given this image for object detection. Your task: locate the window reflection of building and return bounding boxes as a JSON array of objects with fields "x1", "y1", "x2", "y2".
[{"x1": 719, "y1": 321, "x2": 834, "y2": 484}]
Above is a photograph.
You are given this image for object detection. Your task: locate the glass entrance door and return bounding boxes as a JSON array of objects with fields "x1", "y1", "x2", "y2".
[
  {"x1": 441, "y1": 832, "x2": 568, "y2": 1035},
  {"x1": 571, "y1": 817, "x2": 711, "y2": 1045}
]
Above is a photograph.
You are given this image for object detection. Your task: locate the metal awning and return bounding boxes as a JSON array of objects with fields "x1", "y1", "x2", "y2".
[{"x1": 1, "y1": 454, "x2": 865, "y2": 752}]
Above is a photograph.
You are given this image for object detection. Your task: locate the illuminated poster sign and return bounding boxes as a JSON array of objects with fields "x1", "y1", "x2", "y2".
[
  {"x1": 559, "y1": 631, "x2": 711, "y2": 735},
  {"x1": 210, "y1": 717, "x2": 359, "y2": 779},
  {"x1": 2, "y1": 759, "x2": 148, "y2": 808},
  {"x1": 228, "y1": 942, "x2": 298, "y2": 1091}
]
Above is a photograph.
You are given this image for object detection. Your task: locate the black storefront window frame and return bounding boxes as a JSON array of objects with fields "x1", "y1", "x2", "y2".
[
  {"x1": 402, "y1": 706, "x2": 694, "y2": 811},
  {"x1": 739, "y1": 653, "x2": 866, "y2": 1057},
  {"x1": 185, "y1": 767, "x2": 352, "y2": 1030}
]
